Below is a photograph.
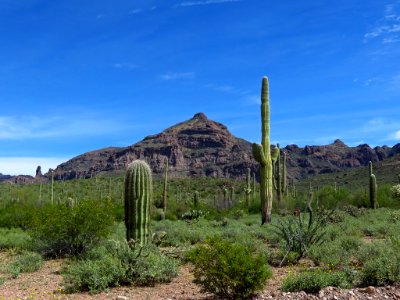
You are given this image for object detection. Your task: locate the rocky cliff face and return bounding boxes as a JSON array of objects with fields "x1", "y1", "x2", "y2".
[
  {"x1": 51, "y1": 113, "x2": 256, "y2": 180},
  {"x1": 42, "y1": 113, "x2": 400, "y2": 182}
]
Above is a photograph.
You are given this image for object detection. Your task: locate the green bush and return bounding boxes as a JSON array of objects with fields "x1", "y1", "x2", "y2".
[
  {"x1": 358, "y1": 255, "x2": 400, "y2": 286},
  {"x1": 281, "y1": 269, "x2": 351, "y2": 293},
  {"x1": 63, "y1": 240, "x2": 178, "y2": 293},
  {"x1": 187, "y1": 237, "x2": 271, "y2": 299},
  {"x1": 0, "y1": 228, "x2": 31, "y2": 250},
  {"x1": 30, "y1": 199, "x2": 115, "y2": 258},
  {"x1": 63, "y1": 252, "x2": 125, "y2": 293},
  {"x1": 7, "y1": 251, "x2": 43, "y2": 278}
]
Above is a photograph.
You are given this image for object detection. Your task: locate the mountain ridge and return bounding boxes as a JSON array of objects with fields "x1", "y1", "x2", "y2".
[{"x1": 1, "y1": 113, "x2": 399, "y2": 183}]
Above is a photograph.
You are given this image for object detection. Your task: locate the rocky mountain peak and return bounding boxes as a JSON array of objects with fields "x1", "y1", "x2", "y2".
[{"x1": 192, "y1": 112, "x2": 208, "y2": 121}]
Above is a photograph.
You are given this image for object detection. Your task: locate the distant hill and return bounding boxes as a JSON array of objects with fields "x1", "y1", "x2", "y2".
[{"x1": 44, "y1": 112, "x2": 400, "y2": 183}]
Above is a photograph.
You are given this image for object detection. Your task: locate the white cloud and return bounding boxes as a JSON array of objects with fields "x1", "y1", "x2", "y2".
[
  {"x1": 159, "y1": 72, "x2": 195, "y2": 80},
  {"x1": 0, "y1": 157, "x2": 69, "y2": 176},
  {"x1": 180, "y1": 0, "x2": 241, "y2": 7},
  {"x1": 0, "y1": 114, "x2": 123, "y2": 140},
  {"x1": 364, "y1": 3, "x2": 400, "y2": 43},
  {"x1": 392, "y1": 130, "x2": 400, "y2": 140}
]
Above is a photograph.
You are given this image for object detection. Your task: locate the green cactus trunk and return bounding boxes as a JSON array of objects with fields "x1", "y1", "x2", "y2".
[
  {"x1": 230, "y1": 186, "x2": 235, "y2": 203},
  {"x1": 252, "y1": 172, "x2": 256, "y2": 202},
  {"x1": 124, "y1": 160, "x2": 153, "y2": 246},
  {"x1": 194, "y1": 191, "x2": 199, "y2": 209},
  {"x1": 245, "y1": 168, "x2": 252, "y2": 207},
  {"x1": 162, "y1": 158, "x2": 168, "y2": 215},
  {"x1": 252, "y1": 76, "x2": 275, "y2": 225},
  {"x1": 370, "y1": 174, "x2": 378, "y2": 209},
  {"x1": 273, "y1": 144, "x2": 287, "y2": 203}
]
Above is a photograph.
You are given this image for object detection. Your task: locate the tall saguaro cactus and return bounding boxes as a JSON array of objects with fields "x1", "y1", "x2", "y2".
[
  {"x1": 124, "y1": 160, "x2": 153, "y2": 246},
  {"x1": 252, "y1": 76, "x2": 277, "y2": 224},
  {"x1": 162, "y1": 158, "x2": 168, "y2": 216},
  {"x1": 273, "y1": 144, "x2": 287, "y2": 203},
  {"x1": 245, "y1": 168, "x2": 252, "y2": 207},
  {"x1": 368, "y1": 161, "x2": 378, "y2": 209}
]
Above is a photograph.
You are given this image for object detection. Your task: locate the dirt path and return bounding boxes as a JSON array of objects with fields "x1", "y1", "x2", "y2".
[{"x1": 1, "y1": 259, "x2": 400, "y2": 300}]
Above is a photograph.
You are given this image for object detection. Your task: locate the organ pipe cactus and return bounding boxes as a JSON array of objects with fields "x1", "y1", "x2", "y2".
[
  {"x1": 252, "y1": 76, "x2": 277, "y2": 224},
  {"x1": 124, "y1": 160, "x2": 153, "y2": 246}
]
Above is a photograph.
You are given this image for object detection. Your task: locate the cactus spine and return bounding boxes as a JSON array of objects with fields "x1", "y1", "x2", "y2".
[
  {"x1": 368, "y1": 161, "x2": 378, "y2": 209},
  {"x1": 124, "y1": 160, "x2": 153, "y2": 246},
  {"x1": 273, "y1": 144, "x2": 287, "y2": 203},
  {"x1": 252, "y1": 76, "x2": 276, "y2": 224},
  {"x1": 162, "y1": 158, "x2": 168, "y2": 215}
]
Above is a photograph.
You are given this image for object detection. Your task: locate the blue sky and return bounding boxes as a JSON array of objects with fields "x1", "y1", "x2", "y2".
[{"x1": 1, "y1": 0, "x2": 400, "y2": 175}]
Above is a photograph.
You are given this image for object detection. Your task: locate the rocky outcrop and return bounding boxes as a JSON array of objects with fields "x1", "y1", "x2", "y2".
[{"x1": 37, "y1": 113, "x2": 400, "y2": 182}]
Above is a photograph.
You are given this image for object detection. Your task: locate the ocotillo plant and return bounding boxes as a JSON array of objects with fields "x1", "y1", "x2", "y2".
[
  {"x1": 252, "y1": 76, "x2": 278, "y2": 224},
  {"x1": 273, "y1": 144, "x2": 287, "y2": 203},
  {"x1": 245, "y1": 168, "x2": 252, "y2": 207},
  {"x1": 230, "y1": 186, "x2": 235, "y2": 203},
  {"x1": 124, "y1": 160, "x2": 153, "y2": 246},
  {"x1": 162, "y1": 158, "x2": 168, "y2": 215},
  {"x1": 223, "y1": 188, "x2": 228, "y2": 208},
  {"x1": 307, "y1": 186, "x2": 313, "y2": 228}
]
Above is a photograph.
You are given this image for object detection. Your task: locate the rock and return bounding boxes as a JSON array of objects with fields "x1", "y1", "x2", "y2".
[{"x1": 116, "y1": 296, "x2": 128, "y2": 300}]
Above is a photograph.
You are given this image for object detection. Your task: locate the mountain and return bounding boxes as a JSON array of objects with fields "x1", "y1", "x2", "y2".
[
  {"x1": 50, "y1": 113, "x2": 255, "y2": 180},
  {"x1": 48, "y1": 112, "x2": 400, "y2": 182}
]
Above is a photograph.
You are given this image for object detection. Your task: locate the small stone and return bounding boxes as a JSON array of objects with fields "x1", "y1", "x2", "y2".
[{"x1": 116, "y1": 296, "x2": 128, "y2": 300}]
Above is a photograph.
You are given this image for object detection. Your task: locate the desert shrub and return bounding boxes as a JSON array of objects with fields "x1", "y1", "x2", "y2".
[
  {"x1": 63, "y1": 251, "x2": 125, "y2": 293},
  {"x1": 341, "y1": 205, "x2": 367, "y2": 217},
  {"x1": 281, "y1": 269, "x2": 352, "y2": 293},
  {"x1": 63, "y1": 240, "x2": 178, "y2": 293},
  {"x1": 30, "y1": 199, "x2": 115, "y2": 258},
  {"x1": 391, "y1": 184, "x2": 400, "y2": 201},
  {"x1": 7, "y1": 251, "x2": 43, "y2": 278},
  {"x1": 0, "y1": 228, "x2": 31, "y2": 250},
  {"x1": 187, "y1": 237, "x2": 271, "y2": 299},
  {"x1": 309, "y1": 235, "x2": 363, "y2": 268},
  {"x1": 357, "y1": 255, "x2": 400, "y2": 286},
  {"x1": 0, "y1": 202, "x2": 36, "y2": 229}
]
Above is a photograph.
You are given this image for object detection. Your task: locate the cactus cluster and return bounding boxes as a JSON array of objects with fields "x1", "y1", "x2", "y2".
[
  {"x1": 252, "y1": 76, "x2": 277, "y2": 224},
  {"x1": 124, "y1": 160, "x2": 153, "y2": 246}
]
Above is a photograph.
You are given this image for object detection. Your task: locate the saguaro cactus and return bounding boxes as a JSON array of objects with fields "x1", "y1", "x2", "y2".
[
  {"x1": 370, "y1": 174, "x2": 378, "y2": 209},
  {"x1": 273, "y1": 144, "x2": 287, "y2": 203},
  {"x1": 368, "y1": 161, "x2": 378, "y2": 209},
  {"x1": 245, "y1": 168, "x2": 252, "y2": 207},
  {"x1": 252, "y1": 76, "x2": 277, "y2": 224},
  {"x1": 162, "y1": 158, "x2": 168, "y2": 215},
  {"x1": 193, "y1": 191, "x2": 199, "y2": 209},
  {"x1": 124, "y1": 160, "x2": 153, "y2": 246}
]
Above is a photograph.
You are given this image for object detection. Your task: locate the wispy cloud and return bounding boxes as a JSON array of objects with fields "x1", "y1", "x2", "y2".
[
  {"x1": 364, "y1": 3, "x2": 400, "y2": 43},
  {"x1": 394, "y1": 130, "x2": 400, "y2": 140},
  {"x1": 0, "y1": 157, "x2": 69, "y2": 176},
  {"x1": 180, "y1": 0, "x2": 241, "y2": 7},
  {"x1": 129, "y1": 8, "x2": 143, "y2": 14},
  {"x1": 112, "y1": 62, "x2": 137, "y2": 69},
  {"x1": 159, "y1": 72, "x2": 195, "y2": 80},
  {"x1": 0, "y1": 114, "x2": 124, "y2": 140}
]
